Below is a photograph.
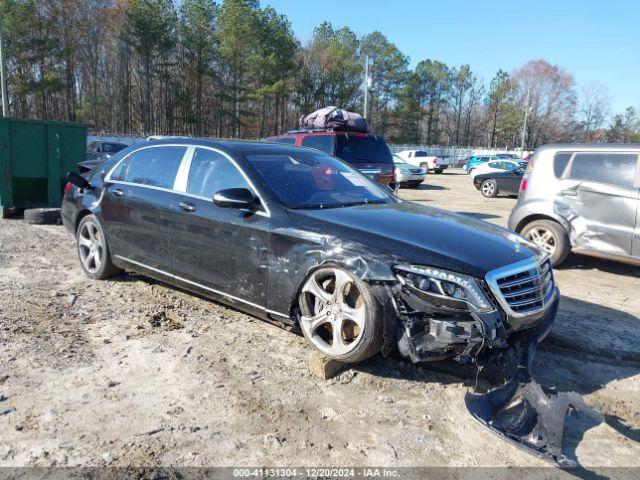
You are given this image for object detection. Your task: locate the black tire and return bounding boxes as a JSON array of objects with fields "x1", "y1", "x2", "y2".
[
  {"x1": 1, "y1": 207, "x2": 16, "y2": 219},
  {"x1": 76, "y1": 214, "x2": 122, "y2": 279},
  {"x1": 24, "y1": 208, "x2": 61, "y2": 225},
  {"x1": 434, "y1": 169, "x2": 443, "y2": 174},
  {"x1": 298, "y1": 266, "x2": 384, "y2": 364},
  {"x1": 521, "y1": 219, "x2": 570, "y2": 266},
  {"x1": 480, "y1": 179, "x2": 498, "y2": 198}
]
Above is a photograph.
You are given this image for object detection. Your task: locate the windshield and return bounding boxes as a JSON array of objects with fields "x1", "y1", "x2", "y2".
[
  {"x1": 393, "y1": 155, "x2": 408, "y2": 165},
  {"x1": 246, "y1": 150, "x2": 393, "y2": 209},
  {"x1": 335, "y1": 135, "x2": 392, "y2": 164}
]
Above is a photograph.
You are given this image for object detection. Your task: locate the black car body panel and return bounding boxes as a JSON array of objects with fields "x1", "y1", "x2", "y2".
[
  {"x1": 287, "y1": 203, "x2": 534, "y2": 279},
  {"x1": 474, "y1": 169, "x2": 524, "y2": 196},
  {"x1": 63, "y1": 138, "x2": 549, "y2": 321}
]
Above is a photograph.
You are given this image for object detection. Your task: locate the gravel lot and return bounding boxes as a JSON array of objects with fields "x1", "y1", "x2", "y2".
[{"x1": 1, "y1": 169, "x2": 639, "y2": 472}]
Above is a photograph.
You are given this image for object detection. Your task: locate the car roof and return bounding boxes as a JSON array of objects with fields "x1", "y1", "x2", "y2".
[
  {"x1": 142, "y1": 137, "x2": 311, "y2": 157},
  {"x1": 534, "y1": 143, "x2": 640, "y2": 154}
]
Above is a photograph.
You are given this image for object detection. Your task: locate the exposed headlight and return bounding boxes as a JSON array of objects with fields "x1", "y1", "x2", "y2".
[{"x1": 395, "y1": 264, "x2": 495, "y2": 313}]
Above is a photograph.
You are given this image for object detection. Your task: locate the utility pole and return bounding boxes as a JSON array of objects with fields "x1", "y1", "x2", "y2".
[
  {"x1": 0, "y1": 7, "x2": 8, "y2": 117},
  {"x1": 363, "y1": 55, "x2": 370, "y2": 119},
  {"x1": 520, "y1": 87, "x2": 531, "y2": 157}
]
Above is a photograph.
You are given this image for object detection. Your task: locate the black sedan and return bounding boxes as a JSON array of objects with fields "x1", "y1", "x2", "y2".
[
  {"x1": 473, "y1": 166, "x2": 525, "y2": 198},
  {"x1": 63, "y1": 139, "x2": 557, "y2": 366}
]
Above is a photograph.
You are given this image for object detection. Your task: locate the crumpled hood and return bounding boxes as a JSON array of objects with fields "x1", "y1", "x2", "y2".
[{"x1": 288, "y1": 201, "x2": 538, "y2": 278}]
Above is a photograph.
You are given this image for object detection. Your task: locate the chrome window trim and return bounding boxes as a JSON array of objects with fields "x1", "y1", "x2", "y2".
[
  {"x1": 186, "y1": 146, "x2": 271, "y2": 217},
  {"x1": 173, "y1": 145, "x2": 196, "y2": 192},
  {"x1": 104, "y1": 143, "x2": 271, "y2": 217},
  {"x1": 485, "y1": 257, "x2": 557, "y2": 318},
  {"x1": 104, "y1": 143, "x2": 191, "y2": 185},
  {"x1": 114, "y1": 255, "x2": 289, "y2": 318}
]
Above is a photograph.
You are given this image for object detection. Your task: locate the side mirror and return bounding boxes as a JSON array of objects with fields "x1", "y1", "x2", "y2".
[
  {"x1": 67, "y1": 171, "x2": 91, "y2": 190},
  {"x1": 213, "y1": 188, "x2": 256, "y2": 209}
]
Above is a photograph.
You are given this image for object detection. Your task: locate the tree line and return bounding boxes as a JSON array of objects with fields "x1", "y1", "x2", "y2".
[{"x1": 2, "y1": 0, "x2": 639, "y2": 147}]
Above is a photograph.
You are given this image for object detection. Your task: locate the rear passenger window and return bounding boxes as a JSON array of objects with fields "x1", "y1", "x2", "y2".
[
  {"x1": 301, "y1": 136, "x2": 335, "y2": 155},
  {"x1": 187, "y1": 148, "x2": 249, "y2": 198},
  {"x1": 554, "y1": 152, "x2": 573, "y2": 178},
  {"x1": 122, "y1": 146, "x2": 186, "y2": 189},
  {"x1": 568, "y1": 153, "x2": 638, "y2": 187}
]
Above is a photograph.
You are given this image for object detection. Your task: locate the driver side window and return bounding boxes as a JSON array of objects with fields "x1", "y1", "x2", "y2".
[{"x1": 187, "y1": 148, "x2": 250, "y2": 198}]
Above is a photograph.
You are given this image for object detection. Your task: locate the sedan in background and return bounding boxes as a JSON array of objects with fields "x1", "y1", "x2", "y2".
[
  {"x1": 470, "y1": 159, "x2": 527, "y2": 180},
  {"x1": 466, "y1": 155, "x2": 501, "y2": 175},
  {"x1": 80, "y1": 141, "x2": 129, "y2": 172},
  {"x1": 473, "y1": 166, "x2": 525, "y2": 197},
  {"x1": 393, "y1": 155, "x2": 427, "y2": 188}
]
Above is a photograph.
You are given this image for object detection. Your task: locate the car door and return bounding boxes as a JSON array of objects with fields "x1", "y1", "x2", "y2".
[
  {"x1": 559, "y1": 152, "x2": 639, "y2": 256},
  {"x1": 496, "y1": 168, "x2": 524, "y2": 195},
  {"x1": 101, "y1": 145, "x2": 188, "y2": 272},
  {"x1": 171, "y1": 147, "x2": 270, "y2": 309}
]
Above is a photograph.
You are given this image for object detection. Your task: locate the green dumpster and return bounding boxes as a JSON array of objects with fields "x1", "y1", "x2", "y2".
[{"x1": 0, "y1": 117, "x2": 87, "y2": 214}]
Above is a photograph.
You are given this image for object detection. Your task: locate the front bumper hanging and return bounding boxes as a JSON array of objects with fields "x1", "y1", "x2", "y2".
[{"x1": 464, "y1": 343, "x2": 603, "y2": 467}]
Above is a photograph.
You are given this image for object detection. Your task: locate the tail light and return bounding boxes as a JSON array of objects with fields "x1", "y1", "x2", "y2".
[
  {"x1": 63, "y1": 182, "x2": 73, "y2": 196},
  {"x1": 520, "y1": 178, "x2": 528, "y2": 191}
]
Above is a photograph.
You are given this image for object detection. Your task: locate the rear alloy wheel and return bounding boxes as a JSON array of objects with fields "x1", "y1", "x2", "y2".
[
  {"x1": 298, "y1": 267, "x2": 383, "y2": 363},
  {"x1": 521, "y1": 219, "x2": 570, "y2": 266},
  {"x1": 76, "y1": 214, "x2": 121, "y2": 279},
  {"x1": 480, "y1": 179, "x2": 498, "y2": 198}
]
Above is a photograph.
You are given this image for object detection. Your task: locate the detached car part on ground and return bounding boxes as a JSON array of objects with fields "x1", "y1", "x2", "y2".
[{"x1": 62, "y1": 139, "x2": 597, "y2": 466}]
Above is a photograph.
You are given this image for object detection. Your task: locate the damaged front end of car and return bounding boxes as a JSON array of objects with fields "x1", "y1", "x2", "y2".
[{"x1": 391, "y1": 255, "x2": 600, "y2": 466}]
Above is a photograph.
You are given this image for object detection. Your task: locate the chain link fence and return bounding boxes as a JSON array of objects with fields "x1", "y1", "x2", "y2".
[
  {"x1": 388, "y1": 145, "x2": 530, "y2": 167},
  {"x1": 87, "y1": 133, "x2": 530, "y2": 167}
]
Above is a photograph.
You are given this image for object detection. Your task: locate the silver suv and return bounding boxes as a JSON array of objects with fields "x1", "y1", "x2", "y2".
[{"x1": 508, "y1": 144, "x2": 640, "y2": 266}]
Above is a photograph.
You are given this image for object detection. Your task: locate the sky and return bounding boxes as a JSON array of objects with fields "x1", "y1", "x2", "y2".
[{"x1": 265, "y1": 0, "x2": 639, "y2": 114}]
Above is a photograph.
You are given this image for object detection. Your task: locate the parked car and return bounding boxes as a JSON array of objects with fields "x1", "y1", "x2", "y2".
[
  {"x1": 395, "y1": 150, "x2": 449, "y2": 173},
  {"x1": 465, "y1": 155, "x2": 501, "y2": 175},
  {"x1": 509, "y1": 144, "x2": 640, "y2": 266},
  {"x1": 495, "y1": 153, "x2": 522, "y2": 160},
  {"x1": 393, "y1": 155, "x2": 427, "y2": 188},
  {"x1": 470, "y1": 159, "x2": 527, "y2": 180},
  {"x1": 266, "y1": 130, "x2": 394, "y2": 187},
  {"x1": 62, "y1": 138, "x2": 557, "y2": 371},
  {"x1": 80, "y1": 141, "x2": 129, "y2": 172},
  {"x1": 473, "y1": 166, "x2": 525, "y2": 198}
]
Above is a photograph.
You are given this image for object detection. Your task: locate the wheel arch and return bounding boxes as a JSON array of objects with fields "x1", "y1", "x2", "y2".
[
  {"x1": 288, "y1": 258, "x2": 398, "y2": 357},
  {"x1": 514, "y1": 213, "x2": 570, "y2": 236},
  {"x1": 74, "y1": 209, "x2": 93, "y2": 233}
]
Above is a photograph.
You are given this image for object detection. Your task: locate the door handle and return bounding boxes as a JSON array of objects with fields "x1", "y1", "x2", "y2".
[
  {"x1": 113, "y1": 188, "x2": 124, "y2": 197},
  {"x1": 561, "y1": 189, "x2": 577, "y2": 197},
  {"x1": 179, "y1": 201, "x2": 196, "y2": 212}
]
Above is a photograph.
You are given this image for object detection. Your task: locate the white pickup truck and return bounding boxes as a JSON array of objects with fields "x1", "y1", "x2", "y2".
[{"x1": 396, "y1": 150, "x2": 449, "y2": 174}]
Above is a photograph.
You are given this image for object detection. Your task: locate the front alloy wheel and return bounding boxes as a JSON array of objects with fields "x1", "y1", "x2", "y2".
[
  {"x1": 481, "y1": 179, "x2": 498, "y2": 197},
  {"x1": 298, "y1": 267, "x2": 383, "y2": 363}
]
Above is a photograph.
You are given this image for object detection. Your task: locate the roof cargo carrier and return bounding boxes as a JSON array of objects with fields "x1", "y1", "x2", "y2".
[{"x1": 299, "y1": 106, "x2": 368, "y2": 133}]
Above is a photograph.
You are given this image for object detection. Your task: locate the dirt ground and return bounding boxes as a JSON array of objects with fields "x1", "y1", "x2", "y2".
[{"x1": 1, "y1": 170, "x2": 639, "y2": 473}]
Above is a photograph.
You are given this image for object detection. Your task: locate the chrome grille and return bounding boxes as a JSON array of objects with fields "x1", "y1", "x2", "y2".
[{"x1": 485, "y1": 258, "x2": 556, "y2": 317}]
